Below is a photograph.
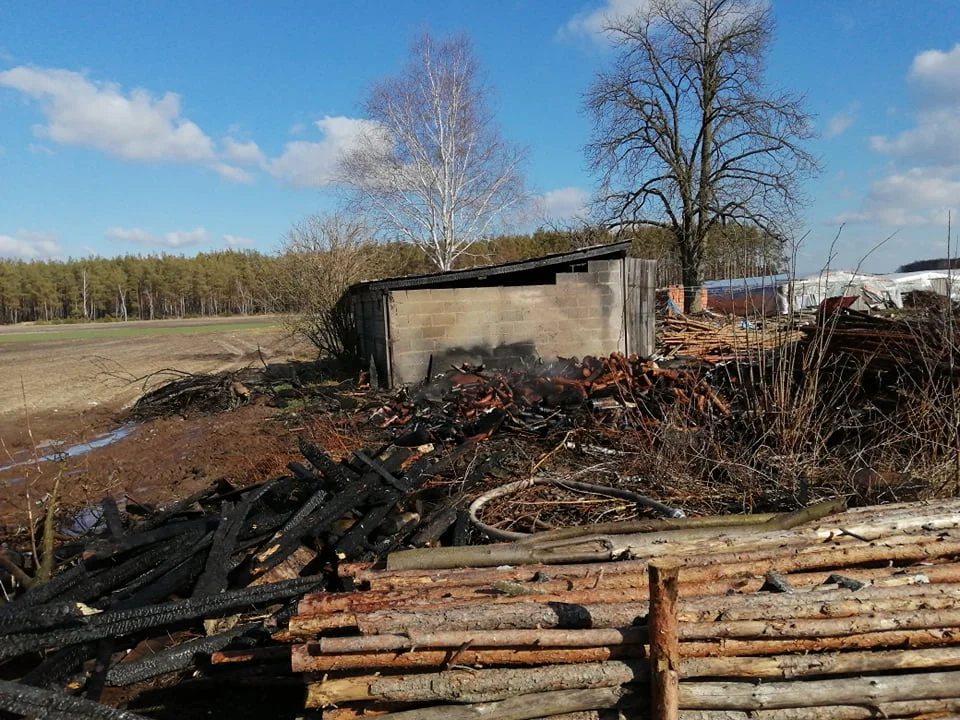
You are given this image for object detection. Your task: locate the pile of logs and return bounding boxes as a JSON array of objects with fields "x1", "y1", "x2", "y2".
[
  {"x1": 372, "y1": 353, "x2": 731, "y2": 437},
  {"x1": 800, "y1": 308, "x2": 960, "y2": 378},
  {"x1": 660, "y1": 316, "x2": 803, "y2": 358},
  {"x1": 233, "y1": 497, "x2": 960, "y2": 719}
]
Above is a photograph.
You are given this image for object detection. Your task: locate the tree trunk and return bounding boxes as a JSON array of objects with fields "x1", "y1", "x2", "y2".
[
  {"x1": 288, "y1": 581, "x2": 960, "y2": 639},
  {"x1": 681, "y1": 239, "x2": 705, "y2": 313},
  {"x1": 649, "y1": 559, "x2": 680, "y2": 720},
  {"x1": 306, "y1": 662, "x2": 646, "y2": 708},
  {"x1": 370, "y1": 687, "x2": 631, "y2": 720},
  {"x1": 531, "y1": 698, "x2": 960, "y2": 720},
  {"x1": 291, "y1": 644, "x2": 629, "y2": 673},
  {"x1": 680, "y1": 670, "x2": 960, "y2": 710},
  {"x1": 683, "y1": 646, "x2": 960, "y2": 680},
  {"x1": 81, "y1": 269, "x2": 89, "y2": 319}
]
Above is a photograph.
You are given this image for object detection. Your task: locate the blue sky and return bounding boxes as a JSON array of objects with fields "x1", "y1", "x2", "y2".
[{"x1": 2, "y1": 0, "x2": 960, "y2": 274}]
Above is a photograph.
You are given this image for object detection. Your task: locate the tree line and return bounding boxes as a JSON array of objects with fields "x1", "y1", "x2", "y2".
[
  {"x1": 0, "y1": 251, "x2": 283, "y2": 324},
  {"x1": 0, "y1": 224, "x2": 784, "y2": 326}
]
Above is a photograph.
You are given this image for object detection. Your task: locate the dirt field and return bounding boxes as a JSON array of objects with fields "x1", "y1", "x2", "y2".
[
  {"x1": 0, "y1": 316, "x2": 308, "y2": 419},
  {"x1": 0, "y1": 316, "x2": 315, "y2": 534}
]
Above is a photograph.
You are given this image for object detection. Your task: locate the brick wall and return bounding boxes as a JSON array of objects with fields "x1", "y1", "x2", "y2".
[
  {"x1": 662, "y1": 285, "x2": 708, "y2": 313},
  {"x1": 387, "y1": 260, "x2": 627, "y2": 385}
]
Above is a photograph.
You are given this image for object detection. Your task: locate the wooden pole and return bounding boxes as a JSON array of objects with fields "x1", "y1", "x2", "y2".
[{"x1": 649, "y1": 558, "x2": 680, "y2": 720}]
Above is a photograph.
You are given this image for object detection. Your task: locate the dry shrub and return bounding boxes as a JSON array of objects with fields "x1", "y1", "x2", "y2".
[
  {"x1": 552, "y1": 312, "x2": 960, "y2": 516},
  {"x1": 277, "y1": 212, "x2": 427, "y2": 366}
]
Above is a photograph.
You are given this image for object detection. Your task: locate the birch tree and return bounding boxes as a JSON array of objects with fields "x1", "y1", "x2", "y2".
[
  {"x1": 586, "y1": 0, "x2": 818, "y2": 311},
  {"x1": 341, "y1": 32, "x2": 526, "y2": 271}
]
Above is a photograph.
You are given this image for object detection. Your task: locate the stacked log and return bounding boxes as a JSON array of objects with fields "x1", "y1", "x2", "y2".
[
  {"x1": 800, "y1": 308, "x2": 960, "y2": 377},
  {"x1": 660, "y1": 316, "x2": 803, "y2": 358},
  {"x1": 254, "y1": 498, "x2": 960, "y2": 718}
]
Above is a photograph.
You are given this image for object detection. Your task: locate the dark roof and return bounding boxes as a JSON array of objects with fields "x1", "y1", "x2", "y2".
[{"x1": 350, "y1": 241, "x2": 633, "y2": 293}]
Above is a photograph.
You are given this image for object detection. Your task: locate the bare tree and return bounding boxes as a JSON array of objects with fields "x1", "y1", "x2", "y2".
[
  {"x1": 341, "y1": 32, "x2": 526, "y2": 271},
  {"x1": 586, "y1": 0, "x2": 818, "y2": 311}
]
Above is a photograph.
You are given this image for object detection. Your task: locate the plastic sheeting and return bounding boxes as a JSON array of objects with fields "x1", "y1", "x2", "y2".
[
  {"x1": 885, "y1": 270, "x2": 960, "y2": 302},
  {"x1": 776, "y1": 271, "x2": 903, "y2": 314}
]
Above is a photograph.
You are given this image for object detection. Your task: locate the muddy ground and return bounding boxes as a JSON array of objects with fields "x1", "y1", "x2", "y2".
[{"x1": 0, "y1": 318, "x2": 315, "y2": 537}]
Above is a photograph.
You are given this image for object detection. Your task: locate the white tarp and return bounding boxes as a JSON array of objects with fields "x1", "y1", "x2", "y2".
[
  {"x1": 776, "y1": 271, "x2": 903, "y2": 314},
  {"x1": 885, "y1": 270, "x2": 960, "y2": 302}
]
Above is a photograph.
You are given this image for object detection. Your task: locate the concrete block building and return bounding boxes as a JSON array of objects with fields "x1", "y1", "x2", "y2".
[{"x1": 345, "y1": 242, "x2": 656, "y2": 387}]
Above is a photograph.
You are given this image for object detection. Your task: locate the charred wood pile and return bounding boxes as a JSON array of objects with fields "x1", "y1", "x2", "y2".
[
  {"x1": 245, "y1": 498, "x2": 960, "y2": 719},
  {"x1": 373, "y1": 353, "x2": 731, "y2": 437},
  {"x1": 130, "y1": 368, "x2": 263, "y2": 420},
  {"x1": 5, "y1": 336, "x2": 960, "y2": 718},
  {"x1": 800, "y1": 308, "x2": 960, "y2": 378},
  {"x1": 0, "y1": 437, "x2": 444, "y2": 718}
]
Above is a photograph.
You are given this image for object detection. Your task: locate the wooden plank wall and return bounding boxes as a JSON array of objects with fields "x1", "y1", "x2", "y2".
[{"x1": 625, "y1": 258, "x2": 657, "y2": 357}]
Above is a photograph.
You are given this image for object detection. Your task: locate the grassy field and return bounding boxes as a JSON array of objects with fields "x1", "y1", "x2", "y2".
[
  {"x1": 0, "y1": 316, "x2": 311, "y2": 419},
  {"x1": 0, "y1": 316, "x2": 282, "y2": 342},
  {"x1": 0, "y1": 322, "x2": 282, "y2": 343}
]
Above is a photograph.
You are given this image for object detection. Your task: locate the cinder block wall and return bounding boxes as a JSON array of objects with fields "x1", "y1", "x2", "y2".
[{"x1": 387, "y1": 260, "x2": 626, "y2": 385}]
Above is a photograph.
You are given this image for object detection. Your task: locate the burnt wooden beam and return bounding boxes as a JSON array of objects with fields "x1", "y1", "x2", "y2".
[
  {"x1": 0, "y1": 576, "x2": 325, "y2": 661},
  {"x1": 0, "y1": 678, "x2": 151, "y2": 719},
  {"x1": 105, "y1": 624, "x2": 263, "y2": 687},
  {"x1": 299, "y1": 438, "x2": 356, "y2": 491},
  {"x1": 100, "y1": 497, "x2": 124, "y2": 540}
]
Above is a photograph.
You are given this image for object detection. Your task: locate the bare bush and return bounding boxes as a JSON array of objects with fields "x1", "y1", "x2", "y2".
[{"x1": 278, "y1": 212, "x2": 385, "y2": 362}]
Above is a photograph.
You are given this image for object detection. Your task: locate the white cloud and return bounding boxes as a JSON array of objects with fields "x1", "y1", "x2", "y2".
[
  {"x1": 0, "y1": 66, "x2": 215, "y2": 162},
  {"x1": 224, "y1": 234, "x2": 255, "y2": 248},
  {"x1": 910, "y1": 44, "x2": 960, "y2": 108},
  {"x1": 837, "y1": 46, "x2": 960, "y2": 228},
  {"x1": 0, "y1": 230, "x2": 61, "y2": 260},
  {"x1": 0, "y1": 66, "x2": 253, "y2": 183},
  {"x1": 870, "y1": 108, "x2": 960, "y2": 166},
  {"x1": 535, "y1": 186, "x2": 591, "y2": 221},
  {"x1": 559, "y1": 0, "x2": 649, "y2": 40},
  {"x1": 27, "y1": 143, "x2": 54, "y2": 156},
  {"x1": 106, "y1": 226, "x2": 208, "y2": 248},
  {"x1": 830, "y1": 167, "x2": 960, "y2": 227},
  {"x1": 267, "y1": 116, "x2": 380, "y2": 188},
  {"x1": 870, "y1": 45, "x2": 960, "y2": 166},
  {"x1": 222, "y1": 138, "x2": 264, "y2": 166},
  {"x1": 559, "y1": 0, "x2": 762, "y2": 42},
  {"x1": 825, "y1": 102, "x2": 859, "y2": 138},
  {"x1": 211, "y1": 162, "x2": 255, "y2": 184}
]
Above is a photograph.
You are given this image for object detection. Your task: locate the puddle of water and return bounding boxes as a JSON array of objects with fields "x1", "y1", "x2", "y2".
[
  {"x1": 62, "y1": 504, "x2": 107, "y2": 537},
  {"x1": 0, "y1": 424, "x2": 137, "y2": 473},
  {"x1": 2, "y1": 469, "x2": 82, "y2": 488}
]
